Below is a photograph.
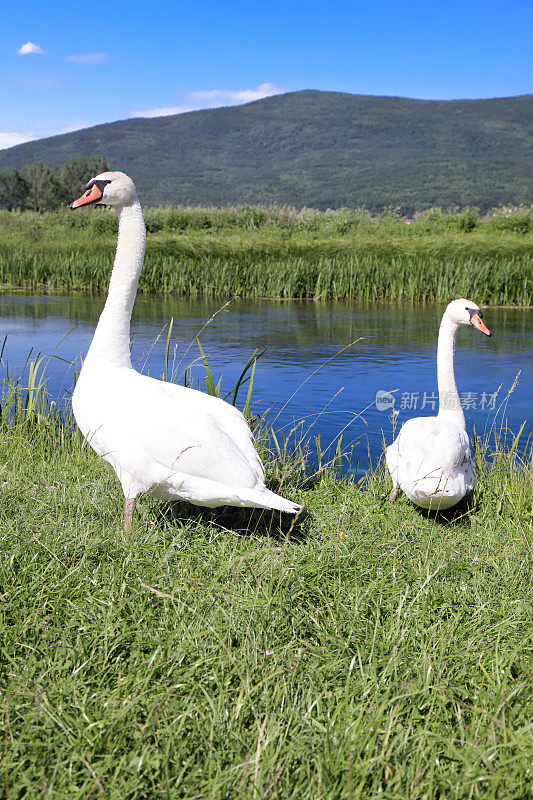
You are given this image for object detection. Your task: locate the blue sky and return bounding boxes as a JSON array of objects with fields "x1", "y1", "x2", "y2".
[{"x1": 1, "y1": 0, "x2": 532, "y2": 149}]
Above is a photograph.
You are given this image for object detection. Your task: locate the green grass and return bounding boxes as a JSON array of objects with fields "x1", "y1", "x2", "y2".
[
  {"x1": 0, "y1": 370, "x2": 532, "y2": 798},
  {"x1": 0, "y1": 205, "x2": 532, "y2": 304}
]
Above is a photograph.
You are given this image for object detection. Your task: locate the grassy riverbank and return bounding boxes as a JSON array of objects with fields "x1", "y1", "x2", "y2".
[
  {"x1": 0, "y1": 374, "x2": 531, "y2": 798},
  {"x1": 1, "y1": 205, "x2": 532, "y2": 304}
]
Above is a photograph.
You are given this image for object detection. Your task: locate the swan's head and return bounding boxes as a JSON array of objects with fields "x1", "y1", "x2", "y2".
[
  {"x1": 445, "y1": 298, "x2": 491, "y2": 337},
  {"x1": 70, "y1": 171, "x2": 137, "y2": 210}
]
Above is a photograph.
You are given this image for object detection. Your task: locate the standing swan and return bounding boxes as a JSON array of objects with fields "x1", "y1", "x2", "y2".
[
  {"x1": 385, "y1": 299, "x2": 491, "y2": 510},
  {"x1": 70, "y1": 172, "x2": 301, "y2": 530}
]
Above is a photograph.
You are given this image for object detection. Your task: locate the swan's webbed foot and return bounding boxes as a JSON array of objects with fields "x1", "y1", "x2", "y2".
[
  {"x1": 124, "y1": 498, "x2": 136, "y2": 532},
  {"x1": 389, "y1": 488, "x2": 399, "y2": 504}
]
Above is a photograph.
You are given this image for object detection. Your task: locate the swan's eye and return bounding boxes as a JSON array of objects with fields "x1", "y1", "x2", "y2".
[{"x1": 467, "y1": 307, "x2": 482, "y2": 321}]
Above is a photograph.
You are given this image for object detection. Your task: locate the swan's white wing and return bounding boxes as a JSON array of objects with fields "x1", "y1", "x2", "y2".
[{"x1": 73, "y1": 366, "x2": 264, "y2": 491}]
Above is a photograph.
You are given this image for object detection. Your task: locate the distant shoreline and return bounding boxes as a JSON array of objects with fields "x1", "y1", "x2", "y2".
[{"x1": 0, "y1": 287, "x2": 531, "y2": 310}]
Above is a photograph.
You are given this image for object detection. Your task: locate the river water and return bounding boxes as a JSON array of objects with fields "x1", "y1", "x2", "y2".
[{"x1": 1, "y1": 294, "x2": 530, "y2": 470}]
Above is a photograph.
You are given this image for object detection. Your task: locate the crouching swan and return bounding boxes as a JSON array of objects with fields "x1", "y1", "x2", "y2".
[
  {"x1": 385, "y1": 299, "x2": 491, "y2": 510},
  {"x1": 70, "y1": 171, "x2": 301, "y2": 530}
]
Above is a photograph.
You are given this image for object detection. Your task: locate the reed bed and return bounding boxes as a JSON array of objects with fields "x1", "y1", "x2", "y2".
[{"x1": 1, "y1": 205, "x2": 532, "y2": 304}]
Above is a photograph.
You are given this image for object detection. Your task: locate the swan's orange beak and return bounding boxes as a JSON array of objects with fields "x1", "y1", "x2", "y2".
[
  {"x1": 70, "y1": 183, "x2": 103, "y2": 209},
  {"x1": 470, "y1": 313, "x2": 491, "y2": 337}
]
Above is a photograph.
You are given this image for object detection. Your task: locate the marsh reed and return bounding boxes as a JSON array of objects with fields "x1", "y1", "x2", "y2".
[{"x1": 1, "y1": 204, "x2": 531, "y2": 304}]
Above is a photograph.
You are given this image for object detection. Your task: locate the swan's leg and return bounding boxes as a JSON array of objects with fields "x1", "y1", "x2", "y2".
[
  {"x1": 389, "y1": 487, "x2": 399, "y2": 503},
  {"x1": 124, "y1": 498, "x2": 136, "y2": 532}
]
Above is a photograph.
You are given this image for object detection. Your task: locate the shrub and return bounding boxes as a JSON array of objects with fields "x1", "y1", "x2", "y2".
[
  {"x1": 90, "y1": 212, "x2": 118, "y2": 235},
  {"x1": 485, "y1": 205, "x2": 533, "y2": 234}
]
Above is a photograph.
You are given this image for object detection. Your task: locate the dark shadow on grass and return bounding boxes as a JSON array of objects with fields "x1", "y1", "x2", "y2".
[
  {"x1": 416, "y1": 492, "x2": 478, "y2": 525},
  {"x1": 382, "y1": 484, "x2": 479, "y2": 525},
  {"x1": 154, "y1": 499, "x2": 310, "y2": 543}
]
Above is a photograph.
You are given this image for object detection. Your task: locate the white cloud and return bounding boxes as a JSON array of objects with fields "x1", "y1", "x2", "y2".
[
  {"x1": 17, "y1": 42, "x2": 44, "y2": 55},
  {"x1": 65, "y1": 52, "x2": 108, "y2": 64},
  {"x1": 132, "y1": 105, "x2": 197, "y2": 118},
  {"x1": 132, "y1": 83, "x2": 284, "y2": 119},
  {"x1": 57, "y1": 122, "x2": 92, "y2": 133},
  {"x1": 0, "y1": 119, "x2": 110, "y2": 150},
  {"x1": 0, "y1": 129, "x2": 35, "y2": 150},
  {"x1": 189, "y1": 83, "x2": 283, "y2": 103}
]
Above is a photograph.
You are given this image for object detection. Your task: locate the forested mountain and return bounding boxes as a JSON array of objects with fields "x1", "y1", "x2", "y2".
[{"x1": 0, "y1": 91, "x2": 531, "y2": 212}]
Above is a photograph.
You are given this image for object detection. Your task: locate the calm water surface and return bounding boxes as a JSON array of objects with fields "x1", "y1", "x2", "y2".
[{"x1": 1, "y1": 294, "x2": 531, "y2": 470}]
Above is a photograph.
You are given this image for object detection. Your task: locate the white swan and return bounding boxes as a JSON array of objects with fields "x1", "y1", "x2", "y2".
[
  {"x1": 70, "y1": 171, "x2": 301, "y2": 530},
  {"x1": 385, "y1": 299, "x2": 492, "y2": 510}
]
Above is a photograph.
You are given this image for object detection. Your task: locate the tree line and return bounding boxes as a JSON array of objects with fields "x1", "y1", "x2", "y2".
[{"x1": 0, "y1": 156, "x2": 109, "y2": 212}]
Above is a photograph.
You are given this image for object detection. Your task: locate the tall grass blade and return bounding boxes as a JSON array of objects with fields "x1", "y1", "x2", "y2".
[{"x1": 163, "y1": 317, "x2": 174, "y2": 382}]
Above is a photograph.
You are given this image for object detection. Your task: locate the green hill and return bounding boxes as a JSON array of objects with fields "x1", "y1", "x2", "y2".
[{"x1": 0, "y1": 91, "x2": 531, "y2": 212}]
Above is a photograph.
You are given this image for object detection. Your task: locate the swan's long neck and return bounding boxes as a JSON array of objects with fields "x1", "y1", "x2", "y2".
[
  {"x1": 436, "y1": 314, "x2": 465, "y2": 428},
  {"x1": 86, "y1": 199, "x2": 146, "y2": 367}
]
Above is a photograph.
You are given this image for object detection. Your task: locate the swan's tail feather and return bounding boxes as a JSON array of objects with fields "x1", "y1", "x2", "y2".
[
  {"x1": 237, "y1": 487, "x2": 303, "y2": 514},
  {"x1": 151, "y1": 471, "x2": 303, "y2": 514}
]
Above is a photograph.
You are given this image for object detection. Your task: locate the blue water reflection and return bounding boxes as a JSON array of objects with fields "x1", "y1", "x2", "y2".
[{"x1": 1, "y1": 294, "x2": 530, "y2": 470}]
